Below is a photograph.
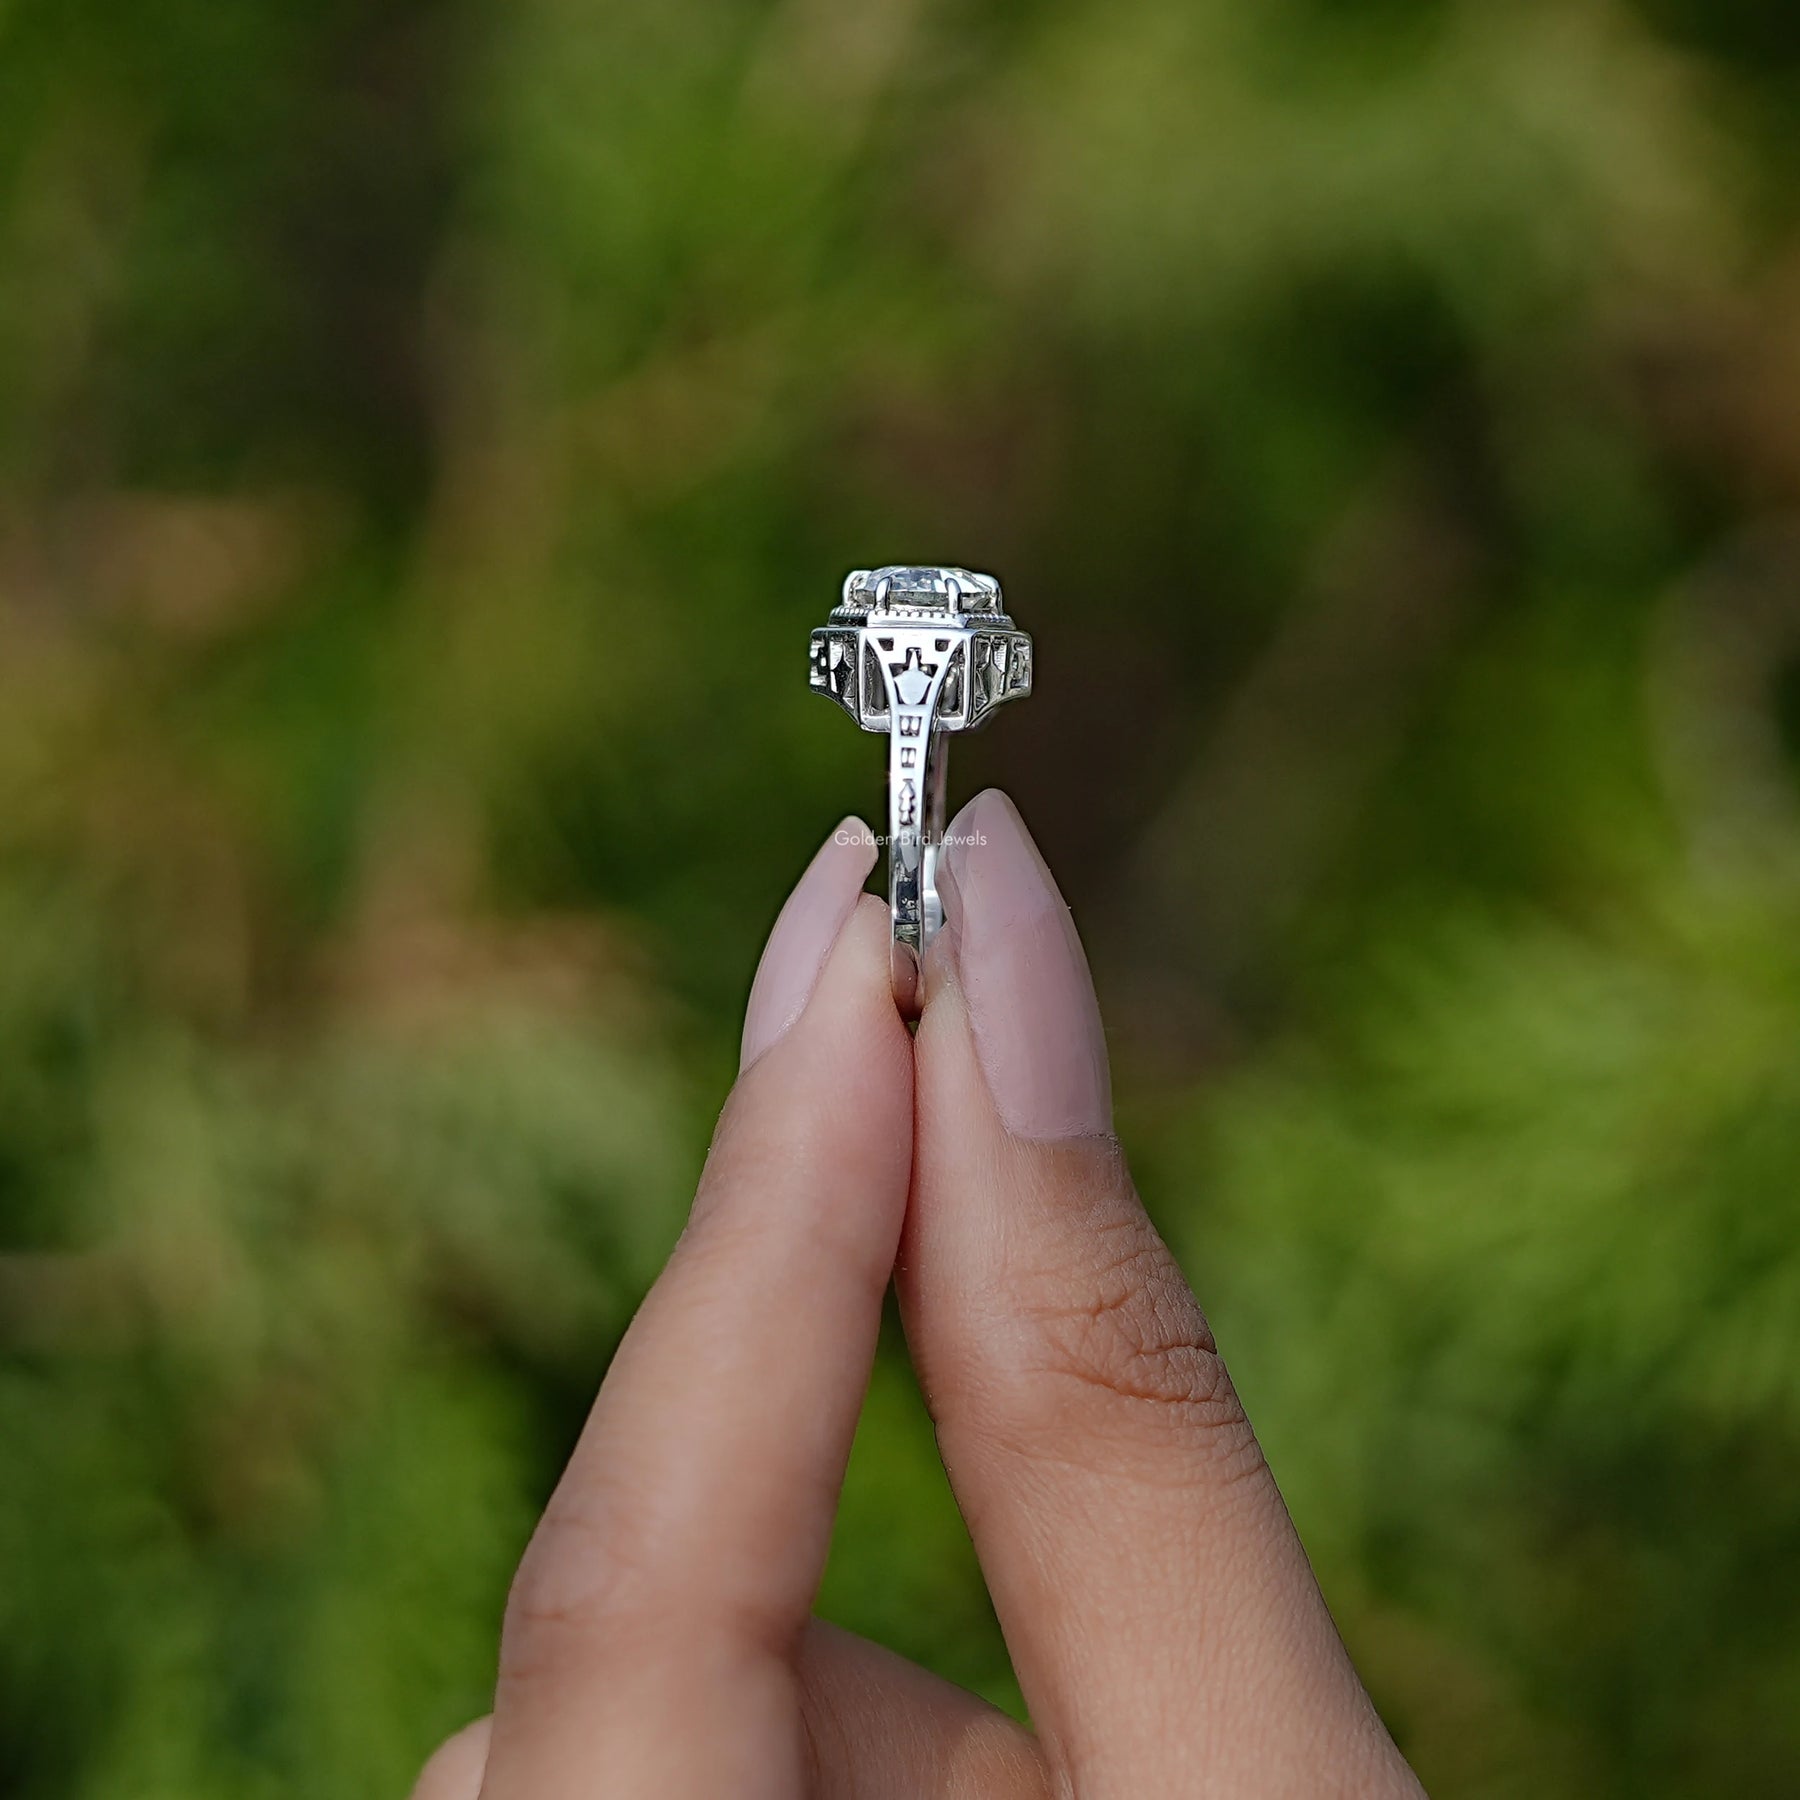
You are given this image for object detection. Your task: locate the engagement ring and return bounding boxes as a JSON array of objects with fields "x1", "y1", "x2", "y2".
[{"x1": 809, "y1": 565, "x2": 1033, "y2": 1016}]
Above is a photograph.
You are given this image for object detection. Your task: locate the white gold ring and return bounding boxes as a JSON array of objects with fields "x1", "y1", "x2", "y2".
[{"x1": 809, "y1": 565, "x2": 1033, "y2": 1016}]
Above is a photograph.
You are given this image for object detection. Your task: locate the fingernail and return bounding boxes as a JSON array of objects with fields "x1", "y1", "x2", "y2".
[
  {"x1": 740, "y1": 819, "x2": 877, "y2": 1069},
  {"x1": 936, "y1": 790, "x2": 1112, "y2": 1138}
]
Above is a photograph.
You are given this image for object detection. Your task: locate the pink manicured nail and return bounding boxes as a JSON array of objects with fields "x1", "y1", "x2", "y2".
[
  {"x1": 937, "y1": 790, "x2": 1112, "y2": 1138},
  {"x1": 740, "y1": 819, "x2": 877, "y2": 1069}
]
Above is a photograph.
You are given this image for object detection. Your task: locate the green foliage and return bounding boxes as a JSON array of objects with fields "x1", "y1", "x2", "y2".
[{"x1": 2, "y1": 0, "x2": 1799, "y2": 1792}]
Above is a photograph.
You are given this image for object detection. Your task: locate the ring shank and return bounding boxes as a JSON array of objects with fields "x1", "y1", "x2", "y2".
[{"x1": 888, "y1": 718, "x2": 948, "y2": 1019}]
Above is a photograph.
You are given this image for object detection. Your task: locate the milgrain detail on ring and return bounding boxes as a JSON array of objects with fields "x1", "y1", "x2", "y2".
[{"x1": 809, "y1": 565, "x2": 1033, "y2": 1015}]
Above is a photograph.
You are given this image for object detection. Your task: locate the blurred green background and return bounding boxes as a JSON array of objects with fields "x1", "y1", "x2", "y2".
[{"x1": 4, "y1": 0, "x2": 1800, "y2": 1793}]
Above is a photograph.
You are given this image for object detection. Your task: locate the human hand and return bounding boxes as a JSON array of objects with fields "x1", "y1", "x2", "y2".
[{"x1": 413, "y1": 791, "x2": 1427, "y2": 1798}]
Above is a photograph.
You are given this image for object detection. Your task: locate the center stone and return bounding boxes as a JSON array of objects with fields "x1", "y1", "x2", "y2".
[{"x1": 847, "y1": 565, "x2": 1001, "y2": 613}]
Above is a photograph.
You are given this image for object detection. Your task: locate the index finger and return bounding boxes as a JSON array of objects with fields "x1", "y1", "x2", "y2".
[{"x1": 480, "y1": 827, "x2": 913, "y2": 1799}]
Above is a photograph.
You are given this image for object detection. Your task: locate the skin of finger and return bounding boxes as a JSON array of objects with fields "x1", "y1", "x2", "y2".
[
  {"x1": 421, "y1": 1624, "x2": 1048, "y2": 1800},
  {"x1": 480, "y1": 893, "x2": 913, "y2": 1799},
  {"x1": 411, "y1": 1717, "x2": 491, "y2": 1800},
  {"x1": 901, "y1": 971, "x2": 1424, "y2": 1799},
  {"x1": 796, "y1": 1621, "x2": 1049, "y2": 1800}
]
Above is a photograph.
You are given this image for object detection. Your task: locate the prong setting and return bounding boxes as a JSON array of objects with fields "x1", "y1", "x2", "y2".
[{"x1": 810, "y1": 566, "x2": 1031, "y2": 734}]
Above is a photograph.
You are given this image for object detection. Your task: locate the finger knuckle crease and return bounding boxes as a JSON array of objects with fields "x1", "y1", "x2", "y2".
[
  {"x1": 1020, "y1": 1237, "x2": 1254, "y2": 1455},
  {"x1": 500, "y1": 1506, "x2": 660, "y2": 1672}
]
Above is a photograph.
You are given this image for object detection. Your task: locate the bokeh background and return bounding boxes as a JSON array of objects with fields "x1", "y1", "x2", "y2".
[{"x1": 4, "y1": 0, "x2": 1800, "y2": 1793}]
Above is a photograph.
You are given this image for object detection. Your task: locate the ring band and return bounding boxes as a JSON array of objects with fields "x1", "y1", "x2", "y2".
[{"x1": 810, "y1": 565, "x2": 1033, "y2": 1016}]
